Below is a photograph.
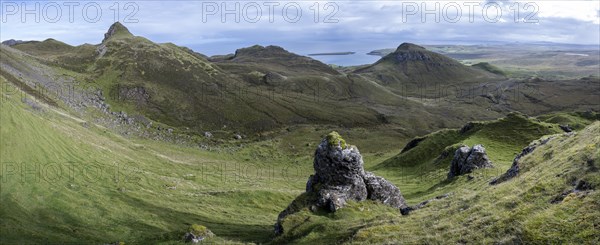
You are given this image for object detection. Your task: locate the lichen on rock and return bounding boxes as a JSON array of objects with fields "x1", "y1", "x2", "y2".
[
  {"x1": 183, "y1": 224, "x2": 214, "y2": 243},
  {"x1": 325, "y1": 131, "x2": 347, "y2": 148}
]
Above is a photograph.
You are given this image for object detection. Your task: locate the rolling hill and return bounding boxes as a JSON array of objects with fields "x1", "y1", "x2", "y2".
[
  {"x1": 354, "y1": 43, "x2": 502, "y2": 94},
  {"x1": 274, "y1": 115, "x2": 600, "y2": 244},
  {"x1": 3, "y1": 23, "x2": 597, "y2": 139},
  {"x1": 0, "y1": 22, "x2": 598, "y2": 244}
]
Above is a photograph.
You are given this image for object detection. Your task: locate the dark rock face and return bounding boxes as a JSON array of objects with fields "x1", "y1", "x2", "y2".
[
  {"x1": 391, "y1": 52, "x2": 432, "y2": 62},
  {"x1": 2, "y1": 39, "x2": 25, "y2": 46},
  {"x1": 460, "y1": 122, "x2": 475, "y2": 134},
  {"x1": 275, "y1": 132, "x2": 407, "y2": 235},
  {"x1": 183, "y1": 232, "x2": 203, "y2": 243},
  {"x1": 116, "y1": 86, "x2": 150, "y2": 106},
  {"x1": 309, "y1": 138, "x2": 369, "y2": 212},
  {"x1": 102, "y1": 22, "x2": 132, "y2": 43},
  {"x1": 363, "y1": 172, "x2": 406, "y2": 208},
  {"x1": 262, "y1": 71, "x2": 286, "y2": 84},
  {"x1": 559, "y1": 124, "x2": 573, "y2": 133},
  {"x1": 400, "y1": 136, "x2": 427, "y2": 153},
  {"x1": 448, "y1": 144, "x2": 493, "y2": 178},
  {"x1": 491, "y1": 137, "x2": 554, "y2": 185}
]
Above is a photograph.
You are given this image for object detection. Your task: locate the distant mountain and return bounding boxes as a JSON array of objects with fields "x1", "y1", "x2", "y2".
[
  {"x1": 102, "y1": 21, "x2": 133, "y2": 42},
  {"x1": 1, "y1": 39, "x2": 26, "y2": 46},
  {"x1": 210, "y1": 44, "x2": 340, "y2": 76},
  {"x1": 1, "y1": 22, "x2": 395, "y2": 132},
  {"x1": 1, "y1": 23, "x2": 597, "y2": 136},
  {"x1": 355, "y1": 43, "x2": 499, "y2": 90}
]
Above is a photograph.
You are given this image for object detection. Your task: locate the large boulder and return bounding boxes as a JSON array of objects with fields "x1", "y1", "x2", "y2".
[
  {"x1": 363, "y1": 172, "x2": 406, "y2": 208},
  {"x1": 183, "y1": 224, "x2": 214, "y2": 243},
  {"x1": 448, "y1": 144, "x2": 493, "y2": 178},
  {"x1": 308, "y1": 132, "x2": 368, "y2": 211},
  {"x1": 275, "y1": 132, "x2": 407, "y2": 235}
]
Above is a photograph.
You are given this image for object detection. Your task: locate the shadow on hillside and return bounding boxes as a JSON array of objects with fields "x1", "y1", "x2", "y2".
[
  {"x1": 112, "y1": 193, "x2": 273, "y2": 243},
  {"x1": 403, "y1": 178, "x2": 457, "y2": 203},
  {"x1": 0, "y1": 191, "x2": 274, "y2": 244}
]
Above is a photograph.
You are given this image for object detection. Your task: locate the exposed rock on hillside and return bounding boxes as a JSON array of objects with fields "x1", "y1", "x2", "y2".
[
  {"x1": 490, "y1": 136, "x2": 555, "y2": 185},
  {"x1": 2, "y1": 39, "x2": 26, "y2": 46},
  {"x1": 400, "y1": 136, "x2": 427, "y2": 153},
  {"x1": 183, "y1": 224, "x2": 214, "y2": 243},
  {"x1": 102, "y1": 22, "x2": 133, "y2": 43},
  {"x1": 447, "y1": 144, "x2": 493, "y2": 178},
  {"x1": 275, "y1": 132, "x2": 407, "y2": 235}
]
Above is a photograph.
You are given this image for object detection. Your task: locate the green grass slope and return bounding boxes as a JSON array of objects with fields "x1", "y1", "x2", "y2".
[
  {"x1": 0, "y1": 79, "x2": 309, "y2": 244},
  {"x1": 11, "y1": 39, "x2": 97, "y2": 72},
  {"x1": 275, "y1": 119, "x2": 599, "y2": 244},
  {"x1": 375, "y1": 112, "x2": 564, "y2": 200},
  {"x1": 471, "y1": 62, "x2": 507, "y2": 76},
  {"x1": 1, "y1": 75, "x2": 598, "y2": 243}
]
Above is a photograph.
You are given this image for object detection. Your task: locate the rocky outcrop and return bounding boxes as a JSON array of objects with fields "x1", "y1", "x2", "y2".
[
  {"x1": 363, "y1": 172, "x2": 407, "y2": 209},
  {"x1": 2, "y1": 39, "x2": 25, "y2": 46},
  {"x1": 183, "y1": 224, "x2": 214, "y2": 243},
  {"x1": 448, "y1": 144, "x2": 493, "y2": 178},
  {"x1": 400, "y1": 136, "x2": 427, "y2": 153},
  {"x1": 559, "y1": 125, "x2": 573, "y2": 133},
  {"x1": 490, "y1": 137, "x2": 554, "y2": 185},
  {"x1": 102, "y1": 22, "x2": 133, "y2": 43},
  {"x1": 275, "y1": 132, "x2": 407, "y2": 235}
]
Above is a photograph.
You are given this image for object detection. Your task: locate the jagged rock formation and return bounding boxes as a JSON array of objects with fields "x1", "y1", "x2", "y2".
[
  {"x1": 2, "y1": 39, "x2": 26, "y2": 46},
  {"x1": 448, "y1": 144, "x2": 493, "y2": 178},
  {"x1": 102, "y1": 22, "x2": 133, "y2": 43},
  {"x1": 490, "y1": 136, "x2": 555, "y2": 185},
  {"x1": 275, "y1": 132, "x2": 407, "y2": 235}
]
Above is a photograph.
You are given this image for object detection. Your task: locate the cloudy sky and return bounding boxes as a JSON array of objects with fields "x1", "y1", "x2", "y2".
[{"x1": 1, "y1": 0, "x2": 599, "y2": 65}]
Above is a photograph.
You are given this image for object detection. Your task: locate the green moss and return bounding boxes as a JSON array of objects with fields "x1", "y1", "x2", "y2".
[
  {"x1": 326, "y1": 131, "x2": 347, "y2": 148},
  {"x1": 188, "y1": 224, "x2": 211, "y2": 237}
]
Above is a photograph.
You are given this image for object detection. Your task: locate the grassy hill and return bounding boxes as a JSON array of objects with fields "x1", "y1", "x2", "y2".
[
  {"x1": 4, "y1": 23, "x2": 598, "y2": 138},
  {"x1": 210, "y1": 45, "x2": 340, "y2": 77},
  {"x1": 0, "y1": 75, "x2": 304, "y2": 244},
  {"x1": 274, "y1": 116, "x2": 600, "y2": 244},
  {"x1": 1, "y1": 22, "x2": 599, "y2": 244},
  {"x1": 1, "y1": 71, "x2": 599, "y2": 243},
  {"x1": 5, "y1": 23, "x2": 393, "y2": 133},
  {"x1": 354, "y1": 43, "x2": 502, "y2": 95},
  {"x1": 471, "y1": 62, "x2": 507, "y2": 76}
]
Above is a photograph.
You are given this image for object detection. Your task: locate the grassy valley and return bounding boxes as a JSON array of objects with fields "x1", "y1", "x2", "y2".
[{"x1": 0, "y1": 22, "x2": 598, "y2": 244}]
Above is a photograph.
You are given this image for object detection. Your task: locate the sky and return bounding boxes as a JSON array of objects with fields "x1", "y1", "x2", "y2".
[{"x1": 1, "y1": 0, "x2": 599, "y2": 65}]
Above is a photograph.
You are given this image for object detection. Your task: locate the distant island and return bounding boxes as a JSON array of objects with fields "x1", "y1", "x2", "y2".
[
  {"x1": 308, "y1": 52, "x2": 355, "y2": 56},
  {"x1": 366, "y1": 49, "x2": 395, "y2": 56}
]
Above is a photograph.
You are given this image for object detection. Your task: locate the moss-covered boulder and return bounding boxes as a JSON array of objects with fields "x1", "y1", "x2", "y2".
[
  {"x1": 183, "y1": 224, "x2": 214, "y2": 243},
  {"x1": 275, "y1": 132, "x2": 407, "y2": 235}
]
